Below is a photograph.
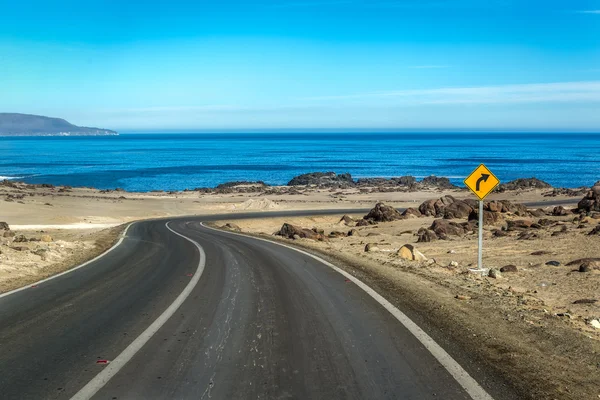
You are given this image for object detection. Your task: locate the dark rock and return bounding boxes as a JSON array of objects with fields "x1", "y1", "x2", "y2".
[
  {"x1": 577, "y1": 184, "x2": 600, "y2": 213},
  {"x1": 417, "y1": 228, "x2": 438, "y2": 242},
  {"x1": 364, "y1": 203, "x2": 403, "y2": 222},
  {"x1": 579, "y1": 264, "x2": 592, "y2": 273},
  {"x1": 468, "y1": 210, "x2": 502, "y2": 226},
  {"x1": 530, "y1": 208, "x2": 546, "y2": 217},
  {"x1": 0, "y1": 222, "x2": 9, "y2": 230},
  {"x1": 573, "y1": 299, "x2": 597, "y2": 304},
  {"x1": 537, "y1": 218, "x2": 554, "y2": 227},
  {"x1": 579, "y1": 260, "x2": 600, "y2": 272},
  {"x1": 566, "y1": 257, "x2": 600, "y2": 266},
  {"x1": 443, "y1": 201, "x2": 474, "y2": 219},
  {"x1": 347, "y1": 229, "x2": 360, "y2": 237},
  {"x1": 517, "y1": 231, "x2": 539, "y2": 240},
  {"x1": 545, "y1": 260, "x2": 561, "y2": 266},
  {"x1": 287, "y1": 172, "x2": 354, "y2": 188},
  {"x1": 552, "y1": 206, "x2": 571, "y2": 216},
  {"x1": 355, "y1": 219, "x2": 369, "y2": 227},
  {"x1": 277, "y1": 223, "x2": 325, "y2": 241},
  {"x1": 13, "y1": 235, "x2": 28, "y2": 243},
  {"x1": 418, "y1": 195, "x2": 456, "y2": 217},
  {"x1": 506, "y1": 220, "x2": 535, "y2": 231},
  {"x1": 493, "y1": 230, "x2": 508, "y2": 237},
  {"x1": 420, "y1": 176, "x2": 458, "y2": 189},
  {"x1": 589, "y1": 225, "x2": 600, "y2": 235},
  {"x1": 500, "y1": 265, "x2": 518, "y2": 273},
  {"x1": 531, "y1": 250, "x2": 551, "y2": 256},
  {"x1": 328, "y1": 231, "x2": 346, "y2": 238},
  {"x1": 498, "y1": 178, "x2": 552, "y2": 192},
  {"x1": 430, "y1": 219, "x2": 467, "y2": 238}
]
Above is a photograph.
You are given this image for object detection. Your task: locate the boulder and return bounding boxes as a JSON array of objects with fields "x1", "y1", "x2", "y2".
[
  {"x1": 552, "y1": 206, "x2": 571, "y2": 216},
  {"x1": 430, "y1": 219, "x2": 467, "y2": 238},
  {"x1": 506, "y1": 220, "x2": 535, "y2": 231},
  {"x1": 579, "y1": 260, "x2": 600, "y2": 272},
  {"x1": 443, "y1": 201, "x2": 474, "y2": 219},
  {"x1": 418, "y1": 195, "x2": 456, "y2": 217},
  {"x1": 401, "y1": 207, "x2": 422, "y2": 218},
  {"x1": 0, "y1": 222, "x2": 9, "y2": 231},
  {"x1": 277, "y1": 223, "x2": 325, "y2": 241},
  {"x1": 347, "y1": 229, "x2": 360, "y2": 237},
  {"x1": 545, "y1": 260, "x2": 561, "y2": 266},
  {"x1": 355, "y1": 219, "x2": 370, "y2": 227},
  {"x1": 364, "y1": 243, "x2": 380, "y2": 252},
  {"x1": 500, "y1": 265, "x2": 518, "y2": 273},
  {"x1": 40, "y1": 235, "x2": 52, "y2": 242},
  {"x1": 13, "y1": 235, "x2": 28, "y2": 243},
  {"x1": 418, "y1": 199, "x2": 438, "y2": 217},
  {"x1": 417, "y1": 228, "x2": 438, "y2": 243},
  {"x1": 364, "y1": 203, "x2": 403, "y2": 222},
  {"x1": 578, "y1": 184, "x2": 600, "y2": 213},
  {"x1": 397, "y1": 244, "x2": 427, "y2": 262},
  {"x1": 468, "y1": 210, "x2": 502, "y2": 226}
]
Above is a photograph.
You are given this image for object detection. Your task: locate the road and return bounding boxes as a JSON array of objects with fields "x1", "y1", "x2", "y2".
[{"x1": 0, "y1": 204, "x2": 562, "y2": 399}]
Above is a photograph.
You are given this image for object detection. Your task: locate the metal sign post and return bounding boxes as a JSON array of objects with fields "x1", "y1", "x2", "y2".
[
  {"x1": 464, "y1": 164, "x2": 500, "y2": 272},
  {"x1": 478, "y1": 200, "x2": 483, "y2": 269}
]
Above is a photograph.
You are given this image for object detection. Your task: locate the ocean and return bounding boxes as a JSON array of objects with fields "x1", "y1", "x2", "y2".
[{"x1": 0, "y1": 133, "x2": 598, "y2": 192}]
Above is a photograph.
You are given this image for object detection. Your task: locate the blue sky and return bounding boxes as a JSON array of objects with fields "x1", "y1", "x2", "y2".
[{"x1": 1, "y1": 0, "x2": 599, "y2": 131}]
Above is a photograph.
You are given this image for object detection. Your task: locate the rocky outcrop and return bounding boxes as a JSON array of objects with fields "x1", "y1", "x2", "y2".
[
  {"x1": 498, "y1": 177, "x2": 552, "y2": 192},
  {"x1": 443, "y1": 201, "x2": 474, "y2": 219},
  {"x1": 417, "y1": 228, "x2": 438, "y2": 242},
  {"x1": 277, "y1": 223, "x2": 326, "y2": 241},
  {"x1": 339, "y1": 215, "x2": 355, "y2": 226},
  {"x1": 468, "y1": 210, "x2": 503, "y2": 226},
  {"x1": 429, "y1": 219, "x2": 469, "y2": 239},
  {"x1": 420, "y1": 176, "x2": 458, "y2": 189},
  {"x1": 418, "y1": 195, "x2": 456, "y2": 217},
  {"x1": 364, "y1": 203, "x2": 403, "y2": 222},
  {"x1": 577, "y1": 183, "x2": 600, "y2": 213},
  {"x1": 287, "y1": 172, "x2": 354, "y2": 187},
  {"x1": 0, "y1": 222, "x2": 9, "y2": 231},
  {"x1": 552, "y1": 206, "x2": 571, "y2": 216}
]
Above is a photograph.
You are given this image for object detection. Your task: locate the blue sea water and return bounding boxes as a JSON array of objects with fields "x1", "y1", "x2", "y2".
[{"x1": 0, "y1": 133, "x2": 598, "y2": 192}]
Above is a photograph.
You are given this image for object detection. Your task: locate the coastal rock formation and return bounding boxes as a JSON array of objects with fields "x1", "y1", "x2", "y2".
[
  {"x1": 418, "y1": 195, "x2": 457, "y2": 217},
  {"x1": 498, "y1": 177, "x2": 552, "y2": 192},
  {"x1": 277, "y1": 223, "x2": 326, "y2": 241},
  {"x1": 287, "y1": 172, "x2": 354, "y2": 187},
  {"x1": 401, "y1": 207, "x2": 422, "y2": 218},
  {"x1": 417, "y1": 228, "x2": 438, "y2": 242},
  {"x1": 443, "y1": 201, "x2": 474, "y2": 219},
  {"x1": 577, "y1": 183, "x2": 600, "y2": 213},
  {"x1": 419, "y1": 176, "x2": 458, "y2": 189},
  {"x1": 429, "y1": 219, "x2": 469, "y2": 239},
  {"x1": 364, "y1": 203, "x2": 403, "y2": 222}
]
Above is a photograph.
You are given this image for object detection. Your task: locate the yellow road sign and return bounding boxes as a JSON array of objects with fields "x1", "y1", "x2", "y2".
[{"x1": 464, "y1": 164, "x2": 500, "y2": 200}]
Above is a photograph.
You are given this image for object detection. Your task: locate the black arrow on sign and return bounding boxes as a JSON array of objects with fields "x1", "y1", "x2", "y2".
[{"x1": 475, "y1": 173, "x2": 490, "y2": 191}]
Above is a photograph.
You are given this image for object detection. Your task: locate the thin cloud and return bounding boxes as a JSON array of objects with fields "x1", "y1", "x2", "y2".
[
  {"x1": 408, "y1": 65, "x2": 450, "y2": 69},
  {"x1": 578, "y1": 10, "x2": 600, "y2": 14},
  {"x1": 303, "y1": 81, "x2": 600, "y2": 105}
]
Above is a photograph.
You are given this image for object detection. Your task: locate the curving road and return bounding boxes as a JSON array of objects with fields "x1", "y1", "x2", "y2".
[{"x1": 0, "y1": 210, "x2": 512, "y2": 400}]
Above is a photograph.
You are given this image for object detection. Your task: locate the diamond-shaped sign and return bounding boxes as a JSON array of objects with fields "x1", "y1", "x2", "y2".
[{"x1": 464, "y1": 164, "x2": 500, "y2": 200}]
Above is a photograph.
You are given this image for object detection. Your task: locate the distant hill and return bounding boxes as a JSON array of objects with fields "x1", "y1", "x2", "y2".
[{"x1": 0, "y1": 113, "x2": 117, "y2": 136}]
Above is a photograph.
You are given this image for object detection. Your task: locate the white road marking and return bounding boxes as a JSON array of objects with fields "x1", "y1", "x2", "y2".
[
  {"x1": 0, "y1": 223, "x2": 134, "y2": 299},
  {"x1": 70, "y1": 221, "x2": 206, "y2": 400},
  {"x1": 201, "y1": 222, "x2": 494, "y2": 400}
]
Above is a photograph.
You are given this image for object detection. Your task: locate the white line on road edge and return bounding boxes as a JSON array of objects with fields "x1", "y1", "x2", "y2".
[
  {"x1": 201, "y1": 222, "x2": 494, "y2": 400},
  {"x1": 70, "y1": 221, "x2": 206, "y2": 400},
  {"x1": 0, "y1": 223, "x2": 134, "y2": 300}
]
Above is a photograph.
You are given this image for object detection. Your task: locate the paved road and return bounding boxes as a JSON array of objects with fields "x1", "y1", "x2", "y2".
[{"x1": 2, "y1": 201, "x2": 565, "y2": 399}]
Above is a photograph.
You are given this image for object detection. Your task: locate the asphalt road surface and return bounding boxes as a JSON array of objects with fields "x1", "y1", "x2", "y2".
[{"x1": 0, "y1": 205, "x2": 560, "y2": 399}]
